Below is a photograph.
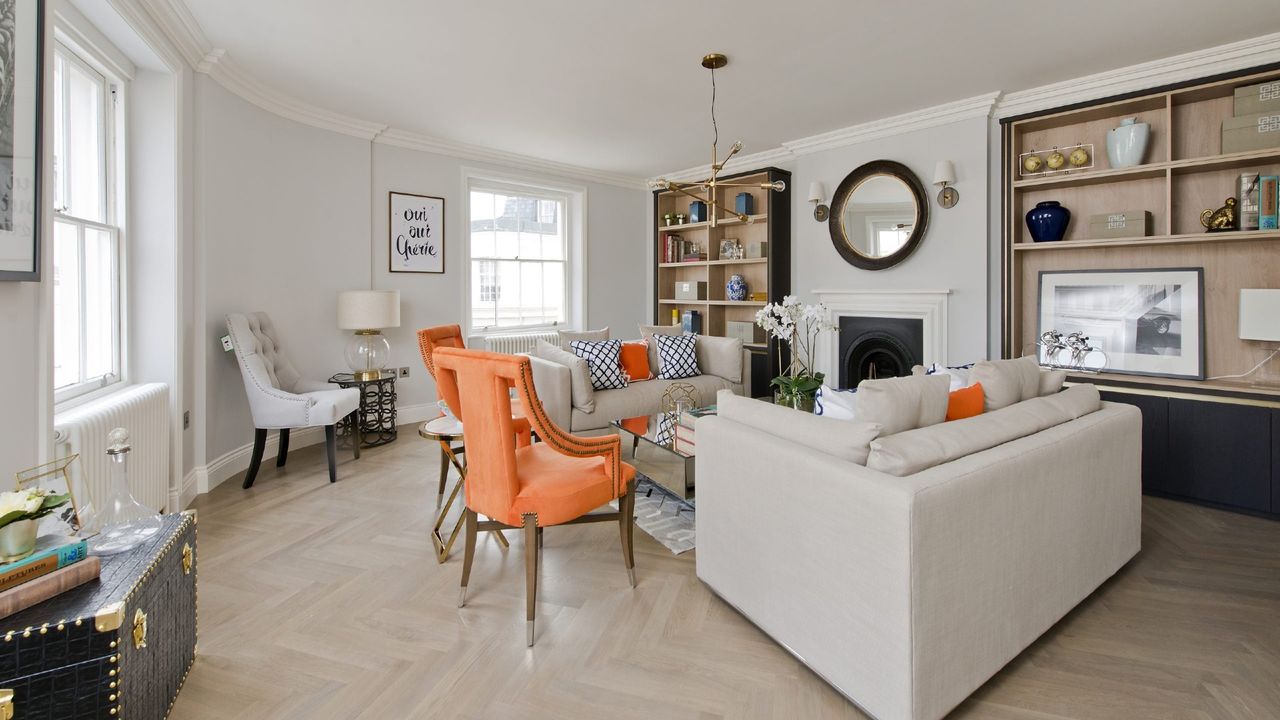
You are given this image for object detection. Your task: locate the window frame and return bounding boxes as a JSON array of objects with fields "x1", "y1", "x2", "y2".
[
  {"x1": 462, "y1": 172, "x2": 585, "y2": 337},
  {"x1": 51, "y1": 38, "x2": 126, "y2": 407}
]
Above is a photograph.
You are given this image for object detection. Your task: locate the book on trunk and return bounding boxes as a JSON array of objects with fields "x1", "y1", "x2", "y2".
[
  {"x1": 0, "y1": 536, "x2": 87, "y2": 593},
  {"x1": 0, "y1": 556, "x2": 100, "y2": 620}
]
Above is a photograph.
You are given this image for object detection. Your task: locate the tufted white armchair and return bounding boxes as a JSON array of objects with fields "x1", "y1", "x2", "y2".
[{"x1": 226, "y1": 312, "x2": 361, "y2": 487}]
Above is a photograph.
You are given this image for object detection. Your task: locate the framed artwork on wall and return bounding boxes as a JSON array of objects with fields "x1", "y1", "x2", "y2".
[
  {"x1": 0, "y1": 0, "x2": 43, "y2": 281},
  {"x1": 1037, "y1": 268, "x2": 1205, "y2": 380},
  {"x1": 389, "y1": 191, "x2": 444, "y2": 274}
]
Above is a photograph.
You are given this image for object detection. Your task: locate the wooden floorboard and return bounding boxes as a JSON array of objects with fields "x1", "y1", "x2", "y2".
[{"x1": 169, "y1": 427, "x2": 1280, "y2": 719}]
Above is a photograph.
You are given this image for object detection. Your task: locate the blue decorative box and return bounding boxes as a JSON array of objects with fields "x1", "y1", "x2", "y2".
[
  {"x1": 681, "y1": 310, "x2": 702, "y2": 334},
  {"x1": 735, "y1": 192, "x2": 754, "y2": 215},
  {"x1": 689, "y1": 201, "x2": 706, "y2": 223}
]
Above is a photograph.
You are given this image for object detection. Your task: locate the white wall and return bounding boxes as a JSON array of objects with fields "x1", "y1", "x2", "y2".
[
  {"x1": 787, "y1": 115, "x2": 991, "y2": 365},
  {"x1": 196, "y1": 77, "x2": 648, "y2": 478},
  {"x1": 0, "y1": 283, "x2": 42, "y2": 472}
]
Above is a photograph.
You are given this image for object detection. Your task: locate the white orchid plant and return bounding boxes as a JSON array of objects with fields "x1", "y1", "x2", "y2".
[
  {"x1": 0, "y1": 488, "x2": 71, "y2": 530},
  {"x1": 755, "y1": 295, "x2": 837, "y2": 407}
]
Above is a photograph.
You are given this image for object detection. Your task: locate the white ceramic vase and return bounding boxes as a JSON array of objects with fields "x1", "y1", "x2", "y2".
[
  {"x1": 1106, "y1": 117, "x2": 1150, "y2": 168},
  {"x1": 0, "y1": 519, "x2": 37, "y2": 563}
]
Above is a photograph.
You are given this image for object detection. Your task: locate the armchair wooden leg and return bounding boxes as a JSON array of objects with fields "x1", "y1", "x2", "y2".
[
  {"x1": 619, "y1": 484, "x2": 637, "y2": 587},
  {"x1": 243, "y1": 428, "x2": 268, "y2": 489},
  {"x1": 324, "y1": 425, "x2": 338, "y2": 483},
  {"x1": 523, "y1": 514, "x2": 538, "y2": 647},
  {"x1": 276, "y1": 429, "x2": 290, "y2": 468},
  {"x1": 459, "y1": 509, "x2": 477, "y2": 607},
  {"x1": 351, "y1": 410, "x2": 361, "y2": 460}
]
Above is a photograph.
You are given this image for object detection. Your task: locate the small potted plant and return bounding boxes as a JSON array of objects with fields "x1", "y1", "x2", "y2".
[
  {"x1": 755, "y1": 296, "x2": 836, "y2": 412},
  {"x1": 0, "y1": 489, "x2": 72, "y2": 562}
]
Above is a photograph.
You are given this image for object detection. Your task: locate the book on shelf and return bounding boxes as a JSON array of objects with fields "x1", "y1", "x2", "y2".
[
  {"x1": 681, "y1": 254, "x2": 707, "y2": 262},
  {"x1": 674, "y1": 435, "x2": 696, "y2": 456},
  {"x1": 0, "y1": 556, "x2": 100, "y2": 620},
  {"x1": 1260, "y1": 176, "x2": 1278, "y2": 230},
  {"x1": 0, "y1": 536, "x2": 88, "y2": 593}
]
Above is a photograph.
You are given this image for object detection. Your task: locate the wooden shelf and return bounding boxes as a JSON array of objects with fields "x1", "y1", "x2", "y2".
[
  {"x1": 1169, "y1": 147, "x2": 1280, "y2": 175},
  {"x1": 657, "y1": 299, "x2": 708, "y2": 305},
  {"x1": 708, "y1": 300, "x2": 766, "y2": 306},
  {"x1": 658, "y1": 261, "x2": 709, "y2": 268},
  {"x1": 1067, "y1": 371, "x2": 1280, "y2": 402},
  {"x1": 708, "y1": 257, "x2": 768, "y2": 266},
  {"x1": 1013, "y1": 164, "x2": 1165, "y2": 190},
  {"x1": 1012, "y1": 229, "x2": 1280, "y2": 252},
  {"x1": 657, "y1": 214, "x2": 768, "y2": 232}
]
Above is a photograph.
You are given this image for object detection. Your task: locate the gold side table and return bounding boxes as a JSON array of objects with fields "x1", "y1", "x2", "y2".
[{"x1": 419, "y1": 417, "x2": 508, "y2": 562}]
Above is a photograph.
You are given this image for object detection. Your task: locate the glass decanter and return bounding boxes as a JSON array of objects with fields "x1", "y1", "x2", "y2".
[{"x1": 85, "y1": 427, "x2": 163, "y2": 556}]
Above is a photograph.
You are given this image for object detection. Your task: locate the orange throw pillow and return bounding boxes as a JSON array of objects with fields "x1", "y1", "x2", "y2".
[
  {"x1": 620, "y1": 341, "x2": 652, "y2": 381},
  {"x1": 946, "y1": 382, "x2": 984, "y2": 422}
]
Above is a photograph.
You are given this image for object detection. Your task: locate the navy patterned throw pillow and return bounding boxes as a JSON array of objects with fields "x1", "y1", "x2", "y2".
[
  {"x1": 569, "y1": 339, "x2": 629, "y2": 391},
  {"x1": 654, "y1": 333, "x2": 701, "y2": 380}
]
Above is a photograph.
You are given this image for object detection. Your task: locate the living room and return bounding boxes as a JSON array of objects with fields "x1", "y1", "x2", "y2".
[{"x1": 1, "y1": 1, "x2": 1279, "y2": 718}]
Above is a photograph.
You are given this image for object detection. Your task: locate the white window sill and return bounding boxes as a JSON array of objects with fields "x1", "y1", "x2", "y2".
[{"x1": 54, "y1": 379, "x2": 129, "y2": 415}]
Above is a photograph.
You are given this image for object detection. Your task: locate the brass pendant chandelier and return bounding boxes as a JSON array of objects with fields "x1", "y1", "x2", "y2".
[{"x1": 650, "y1": 53, "x2": 786, "y2": 227}]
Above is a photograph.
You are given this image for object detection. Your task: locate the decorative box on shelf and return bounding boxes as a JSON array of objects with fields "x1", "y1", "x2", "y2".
[
  {"x1": 0, "y1": 513, "x2": 197, "y2": 720},
  {"x1": 674, "y1": 281, "x2": 707, "y2": 301},
  {"x1": 1233, "y1": 80, "x2": 1280, "y2": 116},
  {"x1": 1088, "y1": 210, "x2": 1152, "y2": 239},
  {"x1": 1222, "y1": 112, "x2": 1280, "y2": 154}
]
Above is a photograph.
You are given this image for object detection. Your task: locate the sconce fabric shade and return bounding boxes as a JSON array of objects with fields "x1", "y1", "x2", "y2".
[
  {"x1": 1239, "y1": 289, "x2": 1280, "y2": 341},
  {"x1": 338, "y1": 290, "x2": 401, "y2": 330},
  {"x1": 933, "y1": 160, "x2": 956, "y2": 186},
  {"x1": 807, "y1": 181, "x2": 825, "y2": 203}
]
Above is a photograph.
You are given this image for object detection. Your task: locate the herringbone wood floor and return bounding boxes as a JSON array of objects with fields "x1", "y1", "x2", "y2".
[{"x1": 170, "y1": 429, "x2": 1280, "y2": 720}]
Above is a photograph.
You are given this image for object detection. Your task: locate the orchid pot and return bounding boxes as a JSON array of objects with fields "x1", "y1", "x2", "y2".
[
  {"x1": 0, "y1": 488, "x2": 73, "y2": 563},
  {"x1": 755, "y1": 296, "x2": 836, "y2": 413}
]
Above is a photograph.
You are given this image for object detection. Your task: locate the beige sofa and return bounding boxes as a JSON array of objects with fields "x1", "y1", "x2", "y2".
[
  {"x1": 695, "y1": 375, "x2": 1142, "y2": 720},
  {"x1": 528, "y1": 332, "x2": 748, "y2": 431}
]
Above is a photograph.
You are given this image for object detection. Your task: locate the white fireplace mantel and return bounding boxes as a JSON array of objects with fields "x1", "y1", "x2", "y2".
[{"x1": 813, "y1": 289, "x2": 950, "y2": 384}]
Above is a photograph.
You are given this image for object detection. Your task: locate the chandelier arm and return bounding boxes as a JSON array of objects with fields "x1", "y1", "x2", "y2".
[{"x1": 663, "y1": 182, "x2": 716, "y2": 207}]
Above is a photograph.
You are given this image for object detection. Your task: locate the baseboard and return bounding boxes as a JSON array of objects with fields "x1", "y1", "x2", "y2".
[
  {"x1": 178, "y1": 468, "x2": 200, "y2": 510},
  {"x1": 396, "y1": 402, "x2": 438, "y2": 427}
]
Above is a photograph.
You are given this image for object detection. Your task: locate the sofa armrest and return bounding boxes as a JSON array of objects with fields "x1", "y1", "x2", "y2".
[{"x1": 527, "y1": 354, "x2": 572, "y2": 430}]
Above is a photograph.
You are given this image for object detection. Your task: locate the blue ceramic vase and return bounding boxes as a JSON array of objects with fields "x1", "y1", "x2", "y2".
[
  {"x1": 726, "y1": 274, "x2": 748, "y2": 301},
  {"x1": 1026, "y1": 201, "x2": 1070, "y2": 242}
]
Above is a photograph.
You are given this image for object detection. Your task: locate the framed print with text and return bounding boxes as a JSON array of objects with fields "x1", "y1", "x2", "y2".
[{"x1": 389, "y1": 191, "x2": 444, "y2": 274}]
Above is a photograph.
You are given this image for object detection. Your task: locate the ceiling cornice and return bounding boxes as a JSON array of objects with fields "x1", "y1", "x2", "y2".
[
  {"x1": 994, "y1": 32, "x2": 1280, "y2": 118},
  {"x1": 128, "y1": 0, "x2": 648, "y2": 188},
  {"x1": 659, "y1": 92, "x2": 1001, "y2": 182}
]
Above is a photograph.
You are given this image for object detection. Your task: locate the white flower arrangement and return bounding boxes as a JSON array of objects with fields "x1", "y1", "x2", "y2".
[
  {"x1": 0, "y1": 488, "x2": 71, "y2": 529},
  {"x1": 755, "y1": 295, "x2": 836, "y2": 407}
]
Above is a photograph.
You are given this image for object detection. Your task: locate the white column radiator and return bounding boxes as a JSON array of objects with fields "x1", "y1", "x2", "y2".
[
  {"x1": 54, "y1": 383, "x2": 171, "y2": 514},
  {"x1": 484, "y1": 331, "x2": 559, "y2": 354}
]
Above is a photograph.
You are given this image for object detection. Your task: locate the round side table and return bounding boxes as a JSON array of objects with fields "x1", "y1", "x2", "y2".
[
  {"x1": 329, "y1": 372, "x2": 398, "y2": 447},
  {"x1": 419, "y1": 417, "x2": 508, "y2": 562}
]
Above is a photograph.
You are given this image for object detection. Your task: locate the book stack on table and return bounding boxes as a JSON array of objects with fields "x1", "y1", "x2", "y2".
[
  {"x1": 0, "y1": 535, "x2": 100, "y2": 620},
  {"x1": 674, "y1": 405, "x2": 717, "y2": 456}
]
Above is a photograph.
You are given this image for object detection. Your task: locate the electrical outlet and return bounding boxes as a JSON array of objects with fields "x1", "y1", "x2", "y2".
[
  {"x1": 398, "y1": 366, "x2": 410, "y2": 379},
  {"x1": 183, "y1": 411, "x2": 190, "y2": 430},
  {"x1": 220, "y1": 334, "x2": 234, "y2": 352}
]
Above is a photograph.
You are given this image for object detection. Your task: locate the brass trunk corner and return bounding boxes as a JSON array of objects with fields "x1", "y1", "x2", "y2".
[{"x1": 95, "y1": 602, "x2": 126, "y2": 633}]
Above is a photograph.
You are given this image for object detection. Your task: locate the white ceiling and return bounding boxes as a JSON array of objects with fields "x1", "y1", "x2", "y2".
[{"x1": 183, "y1": 0, "x2": 1280, "y2": 178}]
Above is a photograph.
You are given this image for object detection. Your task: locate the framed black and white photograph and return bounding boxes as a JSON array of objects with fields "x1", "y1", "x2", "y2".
[
  {"x1": 0, "y1": 0, "x2": 42, "y2": 281},
  {"x1": 1038, "y1": 268, "x2": 1205, "y2": 380},
  {"x1": 389, "y1": 191, "x2": 444, "y2": 274}
]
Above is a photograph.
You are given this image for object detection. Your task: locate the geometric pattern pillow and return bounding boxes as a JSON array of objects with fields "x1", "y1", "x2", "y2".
[
  {"x1": 654, "y1": 333, "x2": 701, "y2": 380},
  {"x1": 569, "y1": 339, "x2": 629, "y2": 391}
]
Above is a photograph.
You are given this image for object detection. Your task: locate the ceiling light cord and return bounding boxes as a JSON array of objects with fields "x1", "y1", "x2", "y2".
[{"x1": 710, "y1": 66, "x2": 718, "y2": 155}]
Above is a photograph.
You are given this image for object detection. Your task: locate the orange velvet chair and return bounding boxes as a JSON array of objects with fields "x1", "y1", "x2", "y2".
[
  {"x1": 432, "y1": 347, "x2": 637, "y2": 646},
  {"x1": 418, "y1": 325, "x2": 467, "y2": 498}
]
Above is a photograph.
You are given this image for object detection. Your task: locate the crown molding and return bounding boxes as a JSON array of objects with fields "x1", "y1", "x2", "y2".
[
  {"x1": 123, "y1": 0, "x2": 647, "y2": 187},
  {"x1": 994, "y1": 32, "x2": 1280, "y2": 118},
  {"x1": 659, "y1": 92, "x2": 1001, "y2": 182}
]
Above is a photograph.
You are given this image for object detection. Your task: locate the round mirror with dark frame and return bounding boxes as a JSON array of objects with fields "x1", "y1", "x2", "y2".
[{"x1": 828, "y1": 160, "x2": 929, "y2": 271}]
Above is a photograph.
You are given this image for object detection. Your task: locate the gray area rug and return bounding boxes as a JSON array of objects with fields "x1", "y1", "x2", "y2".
[{"x1": 617, "y1": 474, "x2": 695, "y2": 555}]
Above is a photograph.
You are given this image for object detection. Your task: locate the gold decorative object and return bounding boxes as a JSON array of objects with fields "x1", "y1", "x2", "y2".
[
  {"x1": 132, "y1": 607, "x2": 147, "y2": 650},
  {"x1": 0, "y1": 689, "x2": 12, "y2": 720},
  {"x1": 181, "y1": 543, "x2": 193, "y2": 575},
  {"x1": 1068, "y1": 147, "x2": 1090, "y2": 167},
  {"x1": 1022, "y1": 154, "x2": 1043, "y2": 173},
  {"x1": 14, "y1": 454, "x2": 84, "y2": 536},
  {"x1": 1019, "y1": 143, "x2": 1094, "y2": 177},
  {"x1": 648, "y1": 53, "x2": 786, "y2": 227},
  {"x1": 1046, "y1": 150, "x2": 1066, "y2": 170},
  {"x1": 660, "y1": 383, "x2": 701, "y2": 414},
  {"x1": 1200, "y1": 197, "x2": 1237, "y2": 232}
]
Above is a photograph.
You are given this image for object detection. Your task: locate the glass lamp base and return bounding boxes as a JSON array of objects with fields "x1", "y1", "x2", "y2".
[{"x1": 345, "y1": 331, "x2": 391, "y2": 380}]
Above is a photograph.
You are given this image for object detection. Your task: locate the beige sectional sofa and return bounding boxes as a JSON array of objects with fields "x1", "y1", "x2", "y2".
[
  {"x1": 527, "y1": 328, "x2": 748, "y2": 431},
  {"x1": 695, "y1": 361, "x2": 1142, "y2": 720}
]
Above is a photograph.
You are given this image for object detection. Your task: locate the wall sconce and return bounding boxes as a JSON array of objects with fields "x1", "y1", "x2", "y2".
[
  {"x1": 809, "y1": 181, "x2": 828, "y2": 221},
  {"x1": 933, "y1": 160, "x2": 958, "y2": 209}
]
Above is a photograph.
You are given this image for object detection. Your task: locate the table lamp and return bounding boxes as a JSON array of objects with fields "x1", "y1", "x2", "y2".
[{"x1": 338, "y1": 290, "x2": 401, "y2": 380}]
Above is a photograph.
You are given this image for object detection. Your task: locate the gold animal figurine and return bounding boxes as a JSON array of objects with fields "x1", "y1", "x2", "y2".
[{"x1": 1200, "y1": 197, "x2": 1236, "y2": 232}]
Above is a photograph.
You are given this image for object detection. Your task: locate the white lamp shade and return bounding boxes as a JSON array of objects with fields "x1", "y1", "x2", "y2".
[
  {"x1": 933, "y1": 160, "x2": 956, "y2": 186},
  {"x1": 1239, "y1": 289, "x2": 1280, "y2": 341},
  {"x1": 807, "y1": 181, "x2": 825, "y2": 203},
  {"x1": 338, "y1": 290, "x2": 401, "y2": 330}
]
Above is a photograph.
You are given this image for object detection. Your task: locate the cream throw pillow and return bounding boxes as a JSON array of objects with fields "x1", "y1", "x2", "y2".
[
  {"x1": 533, "y1": 340, "x2": 595, "y2": 413},
  {"x1": 1039, "y1": 368, "x2": 1067, "y2": 396},
  {"x1": 969, "y1": 355, "x2": 1042, "y2": 411},
  {"x1": 717, "y1": 390, "x2": 881, "y2": 465},
  {"x1": 854, "y1": 374, "x2": 950, "y2": 437},
  {"x1": 558, "y1": 327, "x2": 609, "y2": 351}
]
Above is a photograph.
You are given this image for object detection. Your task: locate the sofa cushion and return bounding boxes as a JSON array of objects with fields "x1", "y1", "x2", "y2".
[
  {"x1": 866, "y1": 384, "x2": 1102, "y2": 476},
  {"x1": 533, "y1": 340, "x2": 594, "y2": 413},
  {"x1": 969, "y1": 355, "x2": 1041, "y2": 411},
  {"x1": 946, "y1": 382, "x2": 984, "y2": 421},
  {"x1": 573, "y1": 375, "x2": 734, "y2": 429},
  {"x1": 620, "y1": 341, "x2": 652, "y2": 381},
  {"x1": 1039, "y1": 368, "x2": 1067, "y2": 396},
  {"x1": 570, "y1": 339, "x2": 629, "y2": 390},
  {"x1": 639, "y1": 324, "x2": 683, "y2": 370},
  {"x1": 718, "y1": 390, "x2": 881, "y2": 465},
  {"x1": 855, "y1": 374, "x2": 950, "y2": 436},
  {"x1": 695, "y1": 335, "x2": 743, "y2": 383},
  {"x1": 654, "y1": 333, "x2": 701, "y2": 379},
  {"x1": 558, "y1": 327, "x2": 608, "y2": 351}
]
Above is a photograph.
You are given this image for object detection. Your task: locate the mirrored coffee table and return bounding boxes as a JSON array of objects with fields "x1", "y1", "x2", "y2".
[{"x1": 611, "y1": 412, "x2": 696, "y2": 500}]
